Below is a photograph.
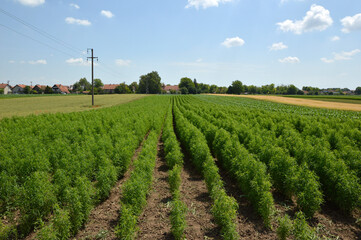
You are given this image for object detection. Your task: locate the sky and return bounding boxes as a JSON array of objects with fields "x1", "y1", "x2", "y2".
[{"x1": 0, "y1": 0, "x2": 360, "y2": 89}]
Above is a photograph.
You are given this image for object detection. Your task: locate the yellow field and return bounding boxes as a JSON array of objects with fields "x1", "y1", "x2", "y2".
[
  {"x1": 0, "y1": 94, "x2": 147, "y2": 119},
  {"x1": 210, "y1": 94, "x2": 361, "y2": 111}
]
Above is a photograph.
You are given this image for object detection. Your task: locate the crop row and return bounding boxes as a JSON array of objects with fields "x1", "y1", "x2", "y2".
[
  {"x1": 173, "y1": 97, "x2": 240, "y2": 239},
  {"x1": 187, "y1": 96, "x2": 361, "y2": 213},
  {"x1": 162, "y1": 103, "x2": 187, "y2": 240},
  {"x1": 180, "y1": 100, "x2": 323, "y2": 218},
  {"x1": 0, "y1": 96, "x2": 170, "y2": 239}
]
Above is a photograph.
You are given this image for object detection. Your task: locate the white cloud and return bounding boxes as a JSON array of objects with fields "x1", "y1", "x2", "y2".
[
  {"x1": 331, "y1": 36, "x2": 340, "y2": 41},
  {"x1": 279, "y1": 56, "x2": 300, "y2": 63},
  {"x1": 277, "y1": 4, "x2": 333, "y2": 34},
  {"x1": 270, "y1": 42, "x2": 288, "y2": 51},
  {"x1": 321, "y1": 49, "x2": 360, "y2": 63},
  {"x1": 221, "y1": 37, "x2": 245, "y2": 48},
  {"x1": 65, "y1": 17, "x2": 91, "y2": 26},
  {"x1": 8, "y1": 60, "x2": 15, "y2": 64},
  {"x1": 115, "y1": 59, "x2": 131, "y2": 66},
  {"x1": 66, "y1": 58, "x2": 90, "y2": 66},
  {"x1": 196, "y1": 58, "x2": 203, "y2": 62},
  {"x1": 29, "y1": 59, "x2": 47, "y2": 65},
  {"x1": 17, "y1": 0, "x2": 45, "y2": 7},
  {"x1": 341, "y1": 13, "x2": 361, "y2": 33},
  {"x1": 321, "y1": 58, "x2": 334, "y2": 63},
  {"x1": 185, "y1": 0, "x2": 233, "y2": 9},
  {"x1": 70, "y1": 3, "x2": 79, "y2": 9},
  {"x1": 101, "y1": 10, "x2": 114, "y2": 18}
]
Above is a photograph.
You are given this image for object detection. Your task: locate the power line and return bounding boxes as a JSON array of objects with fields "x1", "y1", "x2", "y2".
[
  {"x1": 0, "y1": 7, "x2": 84, "y2": 56},
  {"x1": 0, "y1": 23, "x2": 77, "y2": 58}
]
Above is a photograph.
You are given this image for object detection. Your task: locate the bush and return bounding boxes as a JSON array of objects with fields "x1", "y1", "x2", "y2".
[{"x1": 277, "y1": 215, "x2": 292, "y2": 240}]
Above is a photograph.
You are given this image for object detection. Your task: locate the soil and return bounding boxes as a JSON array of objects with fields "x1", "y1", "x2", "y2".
[
  {"x1": 136, "y1": 136, "x2": 173, "y2": 239},
  {"x1": 210, "y1": 94, "x2": 361, "y2": 112},
  {"x1": 74, "y1": 131, "x2": 150, "y2": 240},
  {"x1": 179, "y1": 153, "x2": 221, "y2": 240}
]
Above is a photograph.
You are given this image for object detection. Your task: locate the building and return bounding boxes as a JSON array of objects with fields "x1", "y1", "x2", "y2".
[
  {"x1": 163, "y1": 85, "x2": 179, "y2": 94},
  {"x1": 52, "y1": 84, "x2": 70, "y2": 94},
  {"x1": 0, "y1": 83, "x2": 12, "y2": 94},
  {"x1": 12, "y1": 84, "x2": 27, "y2": 94},
  {"x1": 103, "y1": 84, "x2": 119, "y2": 94},
  {"x1": 32, "y1": 84, "x2": 47, "y2": 94}
]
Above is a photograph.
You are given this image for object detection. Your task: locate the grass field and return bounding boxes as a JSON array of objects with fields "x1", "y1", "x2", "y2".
[
  {"x1": 284, "y1": 95, "x2": 361, "y2": 104},
  {"x1": 0, "y1": 94, "x2": 146, "y2": 119}
]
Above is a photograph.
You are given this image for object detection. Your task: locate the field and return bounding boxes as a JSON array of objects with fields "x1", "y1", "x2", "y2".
[
  {"x1": 211, "y1": 94, "x2": 361, "y2": 112},
  {"x1": 284, "y1": 95, "x2": 361, "y2": 105},
  {"x1": 0, "y1": 94, "x2": 146, "y2": 119},
  {"x1": 0, "y1": 95, "x2": 361, "y2": 240}
]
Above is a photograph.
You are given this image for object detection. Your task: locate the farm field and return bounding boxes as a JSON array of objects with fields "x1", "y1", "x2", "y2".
[
  {"x1": 1, "y1": 95, "x2": 361, "y2": 240},
  {"x1": 284, "y1": 95, "x2": 361, "y2": 105},
  {"x1": 211, "y1": 94, "x2": 361, "y2": 112},
  {"x1": 0, "y1": 94, "x2": 146, "y2": 119}
]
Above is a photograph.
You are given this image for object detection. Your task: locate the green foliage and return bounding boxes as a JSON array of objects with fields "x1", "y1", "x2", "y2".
[
  {"x1": 170, "y1": 199, "x2": 187, "y2": 240},
  {"x1": 115, "y1": 82, "x2": 132, "y2": 94},
  {"x1": 179, "y1": 77, "x2": 196, "y2": 94},
  {"x1": 169, "y1": 164, "x2": 182, "y2": 197},
  {"x1": 138, "y1": 71, "x2": 162, "y2": 94},
  {"x1": 293, "y1": 212, "x2": 317, "y2": 240},
  {"x1": 116, "y1": 204, "x2": 138, "y2": 240},
  {"x1": 277, "y1": 215, "x2": 292, "y2": 240}
]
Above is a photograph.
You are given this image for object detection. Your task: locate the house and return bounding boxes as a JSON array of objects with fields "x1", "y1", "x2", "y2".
[
  {"x1": 52, "y1": 84, "x2": 70, "y2": 94},
  {"x1": 163, "y1": 85, "x2": 179, "y2": 94},
  {"x1": 102, "y1": 84, "x2": 119, "y2": 94},
  {"x1": 12, "y1": 84, "x2": 27, "y2": 94},
  {"x1": 32, "y1": 84, "x2": 47, "y2": 94},
  {"x1": 0, "y1": 83, "x2": 12, "y2": 94}
]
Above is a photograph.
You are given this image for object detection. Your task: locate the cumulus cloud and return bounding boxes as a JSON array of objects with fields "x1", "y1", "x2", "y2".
[
  {"x1": 186, "y1": 0, "x2": 233, "y2": 9},
  {"x1": 29, "y1": 59, "x2": 47, "y2": 65},
  {"x1": 331, "y1": 36, "x2": 340, "y2": 41},
  {"x1": 341, "y1": 13, "x2": 361, "y2": 33},
  {"x1": 279, "y1": 56, "x2": 300, "y2": 63},
  {"x1": 65, "y1": 17, "x2": 91, "y2": 26},
  {"x1": 101, "y1": 10, "x2": 114, "y2": 18},
  {"x1": 277, "y1": 4, "x2": 333, "y2": 34},
  {"x1": 321, "y1": 49, "x2": 360, "y2": 63},
  {"x1": 270, "y1": 42, "x2": 288, "y2": 51},
  {"x1": 221, "y1": 37, "x2": 245, "y2": 48},
  {"x1": 115, "y1": 59, "x2": 131, "y2": 66},
  {"x1": 70, "y1": 3, "x2": 79, "y2": 9},
  {"x1": 66, "y1": 58, "x2": 90, "y2": 66},
  {"x1": 17, "y1": 0, "x2": 45, "y2": 7}
]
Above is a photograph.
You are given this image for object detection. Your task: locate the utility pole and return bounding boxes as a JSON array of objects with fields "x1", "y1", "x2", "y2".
[{"x1": 87, "y1": 48, "x2": 98, "y2": 106}]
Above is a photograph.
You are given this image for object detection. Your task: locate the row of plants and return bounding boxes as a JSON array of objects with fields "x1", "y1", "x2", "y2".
[
  {"x1": 180, "y1": 100, "x2": 323, "y2": 218},
  {"x1": 191, "y1": 96, "x2": 361, "y2": 213},
  {"x1": 115, "y1": 130, "x2": 160, "y2": 239},
  {"x1": 176, "y1": 100, "x2": 275, "y2": 227},
  {"x1": 162, "y1": 104, "x2": 187, "y2": 240},
  {"x1": 0, "y1": 96, "x2": 170, "y2": 239},
  {"x1": 173, "y1": 97, "x2": 240, "y2": 240}
]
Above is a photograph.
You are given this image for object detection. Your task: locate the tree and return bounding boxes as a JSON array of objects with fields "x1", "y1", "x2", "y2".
[
  {"x1": 129, "y1": 82, "x2": 138, "y2": 93},
  {"x1": 44, "y1": 86, "x2": 53, "y2": 94},
  {"x1": 138, "y1": 71, "x2": 162, "y2": 94},
  {"x1": 115, "y1": 82, "x2": 131, "y2": 94},
  {"x1": 209, "y1": 85, "x2": 218, "y2": 94},
  {"x1": 94, "y1": 79, "x2": 103, "y2": 88},
  {"x1": 180, "y1": 87, "x2": 189, "y2": 94},
  {"x1": 287, "y1": 85, "x2": 298, "y2": 95},
  {"x1": 355, "y1": 87, "x2": 361, "y2": 95},
  {"x1": 23, "y1": 86, "x2": 31, "y2": 94},
  {"x1": 79, "y1": 78, "x2": 91, "y2": 91},
  {"x1": 0, "y1": 89, "x2": 4, "y2": 94},
  {"x1": 179, "y1": 77, "x2": 196, "y2": 94},
  {"x1": 229, "y1": 80, "x2": 244, "y2": 94},
  {"x1": 72, "y1": 82, "x2": 82, "y2": 92}
]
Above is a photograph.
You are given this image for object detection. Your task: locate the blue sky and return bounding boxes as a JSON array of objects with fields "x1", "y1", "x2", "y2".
[{"x1": 0, "y1": 0, "x2": 360, "y2": 89}]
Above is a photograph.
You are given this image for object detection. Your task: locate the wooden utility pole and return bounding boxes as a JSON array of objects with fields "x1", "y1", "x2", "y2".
[{"x1": 87, "y1": 48, "x2": 98, "y2": 106}]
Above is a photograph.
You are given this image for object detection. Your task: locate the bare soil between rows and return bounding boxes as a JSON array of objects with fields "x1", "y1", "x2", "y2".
[
  {"x1": 210, "y1": 94, "x2": 361, "y2": 112},
  {"x1": 137, "y1": 136, "x2": 173, "y2": 239}
]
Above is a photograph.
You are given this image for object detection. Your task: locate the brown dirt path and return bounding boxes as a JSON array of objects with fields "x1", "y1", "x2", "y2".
[
  {"x1": 74, "y1": 132, "x2": 150, "y2": 240},
  {"x1": 209, "y1": 94, "x2": 361, "y2": 111},
  {"x1": 137, "y1": 137, "x2": 173, "y2": 239},
  {"x1": 180, "y1": 157, "x2": 221, "y2": 240}
]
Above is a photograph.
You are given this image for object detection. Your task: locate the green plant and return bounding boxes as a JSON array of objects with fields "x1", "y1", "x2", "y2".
[{"x1": 277, "y1": 215, "x2": 292, "y2": 240}]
